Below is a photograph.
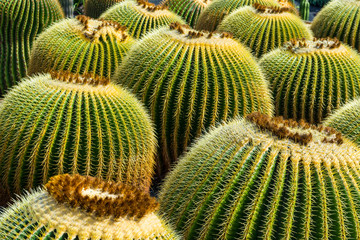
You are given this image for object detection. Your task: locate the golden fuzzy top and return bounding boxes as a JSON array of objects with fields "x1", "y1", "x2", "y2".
[
  {"x1": 50, "y1": 71, "x2": 110, "y2": 86},
  {"x1": 136, "y1": 0, "x2": 168, "y2": 11},
  {"x1": 253, "y1": 3, "x2": 292, "y2": 13},
  {"x1": 284, "y1": 37, "x2": 343, "y2": 54}
]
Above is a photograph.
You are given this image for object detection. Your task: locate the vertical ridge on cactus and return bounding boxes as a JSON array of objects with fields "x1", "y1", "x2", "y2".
[
  {"x1": 85, "y1": 0, "x2": 124, "y2": 18},
  {"x1": 99, "y1": 0, "x2": 186, "y2": 39},
  {"x1": 28, "y1": 15, "x2": 135, "y2": 79},
  {"x1": 311, "y1": 0, "x2": 360, "y2": 52},
  {"x1": 59, "y1": 0, "x2": 74, "y2": 17},
  {"x1": 218, "y1": 4, "x2": 312, "y2": 57},
  {"x1": 259, "y1": 38, "x2": 360, "y2": 123},
  {"x1": 159, "y1": 112, "x2": 360, "y2": 239},
  {"x1": 0, "y1": 71, "x2": 156, "y2": 198},
  {"x1": 0, "y1": 174, "x2": 179, "y2": 239},
  {"x1": 0, "y1": 0, "x2": 64, "y2": 97},
  {"x1": 113, "y1": 23, "x2": 274, "y2": 177}
]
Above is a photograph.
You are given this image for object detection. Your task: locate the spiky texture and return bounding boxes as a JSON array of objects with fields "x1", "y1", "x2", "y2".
[
  {"x1": 28, "y1": 16, "x2": 135, "y2": 79},
  {"x1": 99, "y1": 0, "x2": 185, "y2": 39},
  {"x1": 160, "y1": 112, "x2": 360, "y2": 240},
  {"x1": 59, "y1": 0, "x2": 74, "y2": 17},
  {"x1": 0, "y1": 174, "x2": 179, "y2": 239},
  {"x1": 161, "y1": 0, "x2": 212, "y2": 27},
  {"x1": 113, "y1": 23, "x2": 274, "y2": 176},
  {"x1": 0, "y1": 0, "x2": 64, "y2": 97},
  {"x1": 259, "y1": 38, "x2": 360, "y2": 124},
  {"x1": 85, "y1": 0, "x2": 124, "y2": 18},
  {"x1": 0, "y1": 72, "x2": 156, "y2": 198},
  {"x1": 218, "y1": 4, "x2": 312, "y2": 57},
  {"x1": 311, "y1": 0, "x2": 360, "y2": 51},
  {"x1": 195, "y1": 0, "x2": 281, "y2": 31}
]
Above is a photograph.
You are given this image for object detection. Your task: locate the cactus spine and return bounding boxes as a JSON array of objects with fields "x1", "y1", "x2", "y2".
[
  {"x1": 311, "y1": 0, "x2": 360, "y2": 52},
  {"x1": 28, "y1": 16, "x2": 135, "y2": 79},
  {"x1": 160, "y1": 112, "x2": 360, "y2": 239},
  {"x1": 0, "y1": 0, "x2": 64, "y2": 97},
  {"x1": 0, "y1": 174, "x2": 179, "y2": 239},
  {"x1": 218, "y1": 4, "x2": 312, "y2": 57},
  {"x1": 300, "y1": 0, "x2": 309, "y2": 21},
  {"x1": 113, "y1": 23, "x2": 274, "y2": 177},
  {"x1": 59, "y1": 0, "x2": 74, "y2": 17},
  {"x1": 0, "y1": 71, "x2": 156, "y2": 198},
  {"x1": 100, "y1": 0, "x2": 185, "y2": 39},
  {"x1": 259, "y1": 38, "x2": 360, "y2": 123},
  {"x1": 85, "y1": 0, "x2": 124, "y2": 18}
]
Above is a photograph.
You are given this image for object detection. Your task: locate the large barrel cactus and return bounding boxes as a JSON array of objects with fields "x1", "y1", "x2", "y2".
[
  {"x1": 311, "y1": 0, "x2": 360, "y2": 52},
  {"x1": 0, "y1": 71, "x2": 156, "y2": 198},
  {"x1": 100, "y1": 0, "x2": 185, "y2": 39},
  {"x1": 218, "y1": 4, "x2": 312, "y2": 57},
  {"x1": 0, "y1": 174, "x2": 179, "y2": 239},
  {"x1": 259, "y1": 38, "x2": 360, "y2": 123},
  {"x1": 0, "y1": 0, "x2": 64, "y2": 97},
  {"x1": 28, "y1": 15, "x2": 135, "y2": 79},
  {"x1": 114, "y1": 23, "x2": 274, "y2": 176},
  {"x1": 85, "y1": 0, "x2": 124, "y2": 18},
  {"x1": 195, "y1": 0, "x2": 281, "y2": 31},
  {"x1": 160, "y1": 112, "x2": 360, "y2": 239}
]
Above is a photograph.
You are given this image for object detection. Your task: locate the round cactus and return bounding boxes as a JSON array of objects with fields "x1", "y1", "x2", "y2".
[
  {"x1": 160, "y1": 112, "x2": 360, "y2": 239},
  {"x1": 161, "y1": 0, "x2": 212, "y2": 27},
  {"x1": 0, "y1": 174, "x2": 179, "y2": 239},
  {"x1": 0, "y1": 0, "x2": 64, "y2": 97},
  {"x1": 85, "y1": 0, "x2": 124, "y2": 18},
  {"x1": 113, "y1": 23, "x2": 274, "y2": 177},
  {"x1": 0, "y1": 71, "x2": 156, "y2": 198},
  {"x1": 311, "y1": 0, "x2": 360, "y2": 52},
  {"x1": 195, "y1": 0, "x2": 281, "y2": 31},
  {"x1": 259, "y1": 38, "x2": 360, "y2": 124},
  {"x1": 28, "y1": 15, "x2": 135, "y2": 79},
  {"x1": 99, "y1": 0, "x2": 185, "y2": 39},
  {"x1": 218, "y1": 4, "x2": 312, "y2": 57}
]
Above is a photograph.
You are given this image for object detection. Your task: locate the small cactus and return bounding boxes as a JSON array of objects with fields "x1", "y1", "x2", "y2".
[
  {"x1": 85, "y1": 0, "x2": 124, "y2": 18},
  {"x1": 259, "y1": 38, "x2": 360, "y2": 123},
  {"x1": 218, "y1": 4, "x2": 312, "y2": 57},
  {"x1": 113, "y1": 23, "x2": 274, "y2": 177},
  {"x1": 0, "y1": 71, "x2": 156, "y2": 198},
  {"x1": 160, "y1": 112, "x2": 360, "y2": 239},
  {"x1": 59, "y1": 0, "x2": 74, "y2": 17},
  {"x1": 28, "y1": 15, "x2": 135, "y2": 79},
  {"x1": 300, "y1": 0, "x2": 310, "y2": 21},
  {"x1": 195, "y1": 0, "x2": 281, "y2": 31},
  {"x1": 311, "y1": 0, "x2": 360, "y2": 52},
  {"x1": 0, "y1": 0, "x2": 64, "y2": 97},
  {"x1": 100, "y1": 0, "x2": 185, "y2": 39},
  {"x1": 0, "y1": 174, "x2": 179, "y2": 239}
]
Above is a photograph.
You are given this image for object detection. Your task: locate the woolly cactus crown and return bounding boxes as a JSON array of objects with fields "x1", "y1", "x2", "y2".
[
  {"x1": 99, "y1": 0, "x2": 185, "y2": 39},
  {"x1": 28, "y1": 15, "x2": 135, "y2": 79},
  {"x1": 85, "y1": 0, "x2": 124, "y2": 18},
  {"x1": 160, "y1": 112, "x2": 360, "y2": 239},
  {"x1": 0, "y1": 174, "x2": 179, "y2": 239},
  {"x1": 260, "y1": 37, "x2": 360, "y2": 123}
]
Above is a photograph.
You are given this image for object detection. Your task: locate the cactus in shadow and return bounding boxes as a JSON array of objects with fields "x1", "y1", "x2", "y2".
[
  {"x1": 300, "y1": 0, "x2": 309, "y2": 20},
  {"x1": 0, "y1": 0, "x2": 64, "y2": 97},
  {"x1": 311, "y1": 0, "x2": 360, "y2": 52},
  {"x1": 0, "y1": 71, "x2": 156, "y2": 198},
  {"x1": 85, "y1": 0, "x2": 124, "y2": 18},
  {"x1": 28, "y1": 15, "x2": 135, "y2": 79},
  {"x1": 259, "y1": 38, "x2": 360, "y2": 123},
  {"x1": 218, "y1": 4, "x2": 312, "y2": 57},
  {"x1": 0, "y1": 174, "x2": 179, "y2": 239},
  {"x1": 113, "y1": 23, "x2": 274, "y2": 177},
  {"x1": 100, "y1": 0, "x2": 185, "y2": 39},
  {"x1": 160, "y1": 112, "x2": 360, "y2": 240},
  {"x1": 59, "y1": 0, "x2": 74, "y2": 17}
]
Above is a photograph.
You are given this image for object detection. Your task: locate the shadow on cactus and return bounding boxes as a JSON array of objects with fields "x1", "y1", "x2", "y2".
[
  {"x1": 160, "y1": 112, "x2": 360, "y2": 239},
  {"x1": 85, "y1": 0, "x2": 124, "y2": 18},
  {"x1": 0, "y1": 174, "x2": 179, "y2": 239},
  {"x1": 0, "y1": 71, "x2": 156, "y2": 199},
  {"x1": 28, "y1": 15, "x2": 135, "y2": 79}
]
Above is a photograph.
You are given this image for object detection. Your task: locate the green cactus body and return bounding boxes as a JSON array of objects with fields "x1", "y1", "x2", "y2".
[
  {"x1": 259, "y1": 38, "x2": 360, "y2": 124},
  {"x1": 85, "y1": 0, "x2": 124, "y2": 18},
  {"x1": 100, "y1": 0, "x2": 185, "y2": 39},
  {"x1": 113, "y1": 23, "x2": 274, "y2": 177},
  {"x1": 161, "y1": 0, "x2": 212, "y2": 27},
  {"x1": 194, "y1": 0, "x2": 281, "y2": 31},
  {"x1": 218, "y1": 4, "x2": 312, "y2": 57},
  {"x1": 160, "y1": 112, "x2": 360, "y2": 239},
  {"x1": 0, "y1": 0, "x2": 64, "y2": 97},
  {"x1": 300, "y1": 0, "x2": 310, "y2": 21},
  {"x1": 0, "y1": 72, "x2": 156, "y2": 198},
  {"x1": 28, "y1": 16, "x2": 135, "y2": 79},
  {"x1": 0, "y1": 174, "x2": 179, "y2": 239},
  {"x1": 311, "y1": 0, "x2": 360, "y2": 52},
  {"x1": 59, "y1": 0, "x2": 74, "y2": 17}
]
